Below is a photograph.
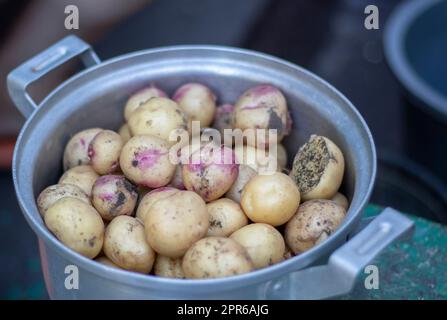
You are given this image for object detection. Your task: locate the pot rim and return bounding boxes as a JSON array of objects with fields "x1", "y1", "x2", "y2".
[{"x1": 13, "y1": 44, "x2": 377, "y2": 291}]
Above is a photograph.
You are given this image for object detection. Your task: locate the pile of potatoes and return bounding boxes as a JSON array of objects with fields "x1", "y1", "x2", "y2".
[{"x1": 37, "y1": 82, "x2": 349, "y2": 279}]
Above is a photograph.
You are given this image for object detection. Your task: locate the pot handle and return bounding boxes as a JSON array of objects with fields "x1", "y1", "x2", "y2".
[
  {"x1": 7, "y1": 35, "x2": 100, "y2": 118},
  {"x1": 265, "y1": 207, "x2": 414, "y2": 299}
]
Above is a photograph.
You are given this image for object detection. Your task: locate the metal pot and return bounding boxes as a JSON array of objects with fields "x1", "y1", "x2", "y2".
[{"x1": 9, "y1": 35, "x2": 413, "y2": 299}]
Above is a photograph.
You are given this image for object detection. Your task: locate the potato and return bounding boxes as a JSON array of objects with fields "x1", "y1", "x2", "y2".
[
  {"x1": 213, "y1": 104, "x2": 234, "y2": 135},
  {"x1": 136, "y1": 187, "x2": 180, "y2": 222},
  {"x1": 285, "y1": 199, "x2": 346, "y2": 254},
  {"x1": 63, "y1": 128, "x2": 103, "y2": 170},
  {"x1": 182, "y1": 237, "x2": 254, "y2": 279},
  {"x1": 91, "y1": 175, "x2": 138, "y2": 221},
  {"x1": 173, "y1": 83, "x2": 216, "y2": 127},
  {"x1": 154, "y1": 255, "x2": 185, "y2": 279},
  {"x1": 207, "y1": 198, "x2": 248, "y2": 237},
  {"x1": 276, "y1": 143, "x2": 288, "y2": 171},
  {"x1": 88, "y1": 130, "x2": 123, "y2": 175},
  {"x1": 232, "y1": 84, "x2": 291, "y2": 147},
  {"x1": 230, "y1": 223, "x2": 285, "y2": 269},
  {"x1": 241, "y1": 172, "x2": 300, "y2": 226},
  {"x1": 127, "y1": 97, "x2": 188, "y2": 144},
  {"x1": 118, "y1": 124, "x2": 132, "y2": 143},
  {"x1": 290, "y1": 135, "x2": 345, "y2": 201},
  {"x1": 37, "y1": 183, "x2": 89, "y2": 217},
  {"x1": 119, "y1": 135, "x2": 175, "y2": 188},
  {"x1": 58, "y1": 165, "x2": 99, "y2": 196},
  {"x1": 95, "y1": 256, "x2": 119, "y2": 268},
  {"x1": 144, "y1": 190, "x2": 208, "y2": 258},
  {"x1": 104, "y1": 216, "x2": 155, "y2": 273},
  {"x1": 284, "y1": 245, "x2": 294, "y2": 260},
  {"x1": 124, "y1": 85, "x2": 167, "y2": 121},
  {"x1": 331, "y1": 192, "x2": 349, "y2": 210},
  {"x1": 233, "y1": 144, "x2": 275, "y2": 174},
  {"x1": 225, "y1": 165, "x2": 257, "y2": 203},
  {"x1": 44, "y1": 197, "x2": 104, "y2": 258},
  {"x1": 168, "y1": 165, "x2": 185, "y2": 190},
  {"x1": 182, "y1": 144, "x2": 238, "y2": 202}
]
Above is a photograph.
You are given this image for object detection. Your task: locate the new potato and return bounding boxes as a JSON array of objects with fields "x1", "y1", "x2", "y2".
[
  {"x1": 58, "y1": 165, "x2": 99, "y2": 196},
  {"x1": 37, "y1": 183, "x2": 89, "y2": 217},
  {"x1": 207, "y1": 198, "x2": 248, "y2": 237}
]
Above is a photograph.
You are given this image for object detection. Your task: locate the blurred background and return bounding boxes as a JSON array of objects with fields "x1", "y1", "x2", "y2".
[{"x1": 1, "y1": 0, "x2": 446, "y2": 299}]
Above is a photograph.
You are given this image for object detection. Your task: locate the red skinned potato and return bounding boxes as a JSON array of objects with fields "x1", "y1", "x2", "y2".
[
  {"x1": 232, "y1": 84, "x2": 291, "y2": 147},
  {"x1": 88, "y1": 130, "x2": 123, "y2": 175},
  {"x1": 144, "y1": 190, "x2": 209, "y2": 258},
  {"x1": 58, "y1": 165, "x2": 99, "y2": 196},
  {"x1": 173, "y1": 83, "x2": 216, "y2": 127},
  {"x1": 119, "y1": 135, "x2": 176, "y2": 188},
  {"x1": 124, "y1": 85, "x2": 167, "y2": 121},
  {"x1": 91, "y1": 175, "x2": 138, "y2": 221},
  {"x1": 63, "y1": 128, "x2": 103, "y2": 171},
  {"x1": 182, "y1": 144, "x2": 239, "y2": 202}
]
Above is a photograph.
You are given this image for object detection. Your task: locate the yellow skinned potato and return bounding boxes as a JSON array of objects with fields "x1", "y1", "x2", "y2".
[
  {"x1": 232, "y1": 85, "x2": 292, "y2": 148},
  {"x1": 331, "y1": 192, "x2": 349, "y2": 210},
  {"x1": 136, "y1": 187, "x2": 180, "y2": 222},
  {"x1": 206, "y1": 198, "x2": 248, "y2": 237},
  {"x1": 182, "y1": 237, "x2": 254, "y2": 279},
  {"x1": 285, "y1": 199, "x2": 346, "y2": 254},
  {"x1": 58, "y1": 165, "x2": 99, "y2": 196},
  {"x1": 37, "y1": 183, "x2": 89, "y2": 217},
  {"x1": 290, "y1": 135, "x2": 345, "y2": 201},
  {"x1": 118, "y1": 124, "x2": 132, "y2": 143},
  {"x1": 127, "y1": 97, "x2": 188, "y2": 144},
  {"x1": 95, "y1": 256, "x2": 120, "y2": 268},
  {"x1": 124, "y1": 85, "x2": 167, "y2": 121},
  {"x1": 230, "y1": 223, "x2": 285, "y2": 269},
  {"x1": 154, "y1": 255, "x2": 185, "y2": 279},
  {"x1": 44, "y1": 197, "x2": 104, "y2": 258},
  {"x1": 144, "y1": 190, "x2": 208, "y2": 258},
  {"x1": 119, "y1": 135, "x2": 175, "y2": 188},
  {"x1": 173, "y1": 83, "x2": 216, "y2": 127},
  {"x1": 182, "y1": 144, "x2": 239, "y2": 202},
  {"x1": 88, "y1": 130, "x2": 123, "y2": 175},
  {"x1": 241, "y1": 172, "x2": 300, "y2": 226},
  {"x1": 63, "y1": 128, "x2": 103, "y2": 171},
  {"x1": 104, "y1": 216, "x2": 155, "y2": 273},
  {"x1": 225, "y1": 165, "x2": 257, "y2": 203},
  {"x1": 91, "y1": 175, "x2": 138, "y2": 221}
]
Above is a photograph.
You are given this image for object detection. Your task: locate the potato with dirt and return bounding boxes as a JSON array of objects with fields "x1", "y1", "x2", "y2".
[
  {"x1": 241, "y1": 172, "x2": 300, "y2": 226},
  {"x1": 104, "y1": 216, "x2": 155, "y2": 273},
  {"x1": 127, "y1": 97, "x2": 188, "y2": 143},
  {"x1": 230, "y1": 223, "x2": 285, "y2": 269},
  {"x1": 88, "y1": 130, "x2": 123, "y2": 175},
  {"x1": 232, "y1": 84, "x2": 292, "y2": 147},
  {"x1": 285, "y1": 199, "x2": 346, "y2": 254},
  {"x1": 144, "y1": 190, "x2": 208, "y2": 258},
  {"x1": 225, "y1": 165, "x2": 257, "y2": 203},
  {"x1": 44, "y1": 197, "x2": 104, "y2": 258},
  {"x1": 120, "y1": 135, "x2": 176, "y2": 188},
  {"x1": 173, "y1": 83, "x2": 217, "y2": 127},
  {"x1": 289, "y1": 135, "x2": 345, "y2": 201},
  {"x1": 182, "y1": 237, "x2": 254, "y2": 279},
  {"x1": 37, "y1": 183, "x2": 89, "y2": 217},
  {"x1": 136, "y1": 187, "x2": 180, "y2": 222},
  {"x1": 154, "y1": 255, "x2": 185, "y2": 279},
  {"x1": 91, "y1": 175, "x2": 138, "y2": 221},
  {"x1": 124, "y1": 85, "x2": 167, "y2": 121},
  {"x1": 182, "y1": 144, "x2": 238, "y2": 202},
  {"x1": 63, "y1": 128, "x2": 103, "y2": 170},
  {"x1": 58, "y1": 165, "x2": 99, "y2": 196},
  {"x1": 207, "y1": 198, "x2": 248, "y2": 237}
]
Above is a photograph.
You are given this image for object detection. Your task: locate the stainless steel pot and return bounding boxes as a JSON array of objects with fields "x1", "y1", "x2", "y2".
[{"x1": 9, "y1": 35, "x2": 414, "y2": 300}]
